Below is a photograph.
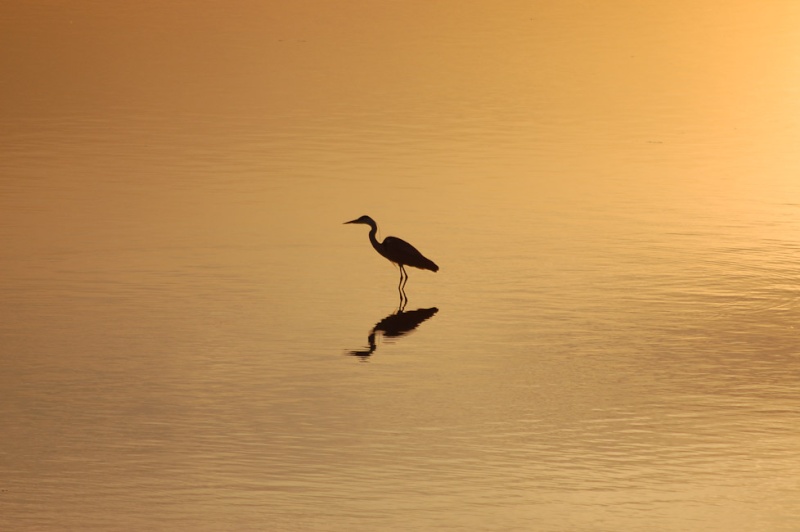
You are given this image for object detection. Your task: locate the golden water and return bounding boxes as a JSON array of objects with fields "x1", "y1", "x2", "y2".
[{"x1": 2, "y1": 2, "x2": 799, "y2": 530}]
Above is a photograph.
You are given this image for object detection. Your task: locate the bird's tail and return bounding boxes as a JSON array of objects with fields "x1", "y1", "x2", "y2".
[{"x1": 421, "y1": 258, "x2": 439, "y2": 272}]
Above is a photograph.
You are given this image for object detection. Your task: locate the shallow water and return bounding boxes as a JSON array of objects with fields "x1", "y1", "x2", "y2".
[{"x1": 2, "y1": 2, "x2": 800, "y2": 530}]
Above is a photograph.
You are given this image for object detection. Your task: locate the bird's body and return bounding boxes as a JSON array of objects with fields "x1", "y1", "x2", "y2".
[
  {"x1": 372, "y1": 235, "x2": 439, "y2": 273},
  {"x1": 345, "y1": 215, "x2": 438, "y2": 301}
]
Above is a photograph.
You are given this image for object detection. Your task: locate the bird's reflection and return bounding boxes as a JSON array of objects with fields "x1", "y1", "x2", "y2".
[{"x1": 348, "y1": 306, "x2": 439, "y2": 358}]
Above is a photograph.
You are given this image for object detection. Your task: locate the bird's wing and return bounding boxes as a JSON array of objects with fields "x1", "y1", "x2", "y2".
[
  {"x1": 382, "y1": 236, "x2": 423, "y2": 260},
  {"x1": 383, "y1": 236, "x2": 439, "y2": 271}
]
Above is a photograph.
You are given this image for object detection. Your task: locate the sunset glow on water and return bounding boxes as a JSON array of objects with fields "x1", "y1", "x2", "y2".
[{"x1": 2, "y1": 2, "x2": 800, "y2": 530}]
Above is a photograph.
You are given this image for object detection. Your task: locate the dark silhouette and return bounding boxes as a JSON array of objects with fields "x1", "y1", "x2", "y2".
[
  {"x1": 344, "y1": 215, "x2": 439, "y2": 305},
  {"x1": 348, "y1": 306, "x2": 439, "y2": 358}
]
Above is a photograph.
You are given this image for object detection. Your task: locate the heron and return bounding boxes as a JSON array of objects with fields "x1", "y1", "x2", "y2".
[{"x1": 344, "y1": 215, "x2": 439, "y2": 300}]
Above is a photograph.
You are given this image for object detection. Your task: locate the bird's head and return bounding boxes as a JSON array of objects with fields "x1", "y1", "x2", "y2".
[{"x1": 344, "y1": 215, "x2": 375, "y2": 226}]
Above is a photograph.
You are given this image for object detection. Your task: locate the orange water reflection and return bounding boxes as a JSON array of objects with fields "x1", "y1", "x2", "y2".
[{"x1": 2, "y1": 1, "x2": 800, "y2": 530}]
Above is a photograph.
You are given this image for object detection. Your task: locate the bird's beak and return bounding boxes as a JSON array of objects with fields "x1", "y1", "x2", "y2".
[{"x1": 344, "y1": 219, "x2": 360, "y2": 224}]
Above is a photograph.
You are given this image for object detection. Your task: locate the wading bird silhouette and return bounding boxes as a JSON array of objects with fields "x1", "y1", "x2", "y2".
[{"x1": 344, "y1": 215, "x2": 439, "y2": 303}]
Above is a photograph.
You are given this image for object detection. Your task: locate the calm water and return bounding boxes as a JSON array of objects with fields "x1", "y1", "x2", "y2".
[{"x1": 2, "y1": 2, "x2": 800, "y2": 530}]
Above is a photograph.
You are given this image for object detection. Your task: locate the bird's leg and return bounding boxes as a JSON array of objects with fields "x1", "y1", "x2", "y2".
[
  {"x1": 398, "y1": 265, "x2": 408, "y2": 308},
  {"x1": 397, "y1": 266, "x2": 404, "y2": 304}
]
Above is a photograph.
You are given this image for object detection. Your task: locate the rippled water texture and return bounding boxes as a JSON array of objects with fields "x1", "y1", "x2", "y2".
[{"x1": 2, "y1": 2, "x2": 800, "y2": 530}]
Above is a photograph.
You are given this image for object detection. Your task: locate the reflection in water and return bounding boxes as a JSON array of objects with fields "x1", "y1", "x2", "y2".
[
  {"x1": 344, "y1": 215, "x2": 439, "y2": 306},
  {"x1": 348, "y1": 306, "x2": 439, "y2": 358}
]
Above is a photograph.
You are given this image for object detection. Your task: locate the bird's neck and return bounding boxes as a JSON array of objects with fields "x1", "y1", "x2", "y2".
[{"x1": 368, "y1": 223, "x2": 382, "y2": 252}]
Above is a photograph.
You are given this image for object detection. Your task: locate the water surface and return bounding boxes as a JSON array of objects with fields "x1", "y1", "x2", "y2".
[{"x1": 2, "y1": 2, "x2": 800, "y2": 530}]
